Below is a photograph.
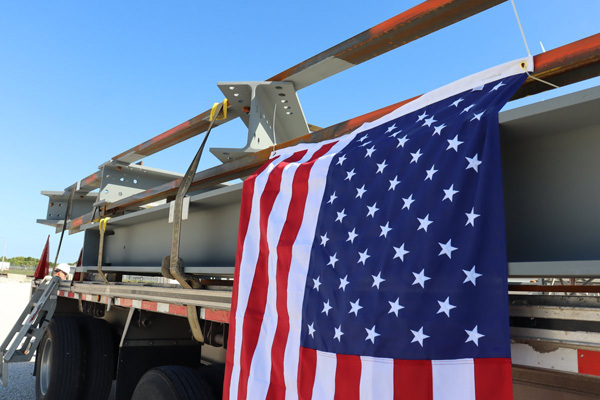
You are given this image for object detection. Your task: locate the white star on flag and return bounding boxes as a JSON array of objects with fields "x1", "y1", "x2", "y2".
[
  {"x1": 357, "y1": 249, "x2": 370, "y2": 265},
  {"x1": 349, "y1": 299, "x2": 363, "y2": 316},
  {"x1": 347, "y1": 228, "x2": 358, "y2": 243},
  {"x1": 339, "y1": 275, "x2": 349, "y2": 291},
  {"x1": 322, "y1": 300, "x2": 332, "y2": 316},
  {"x1": 320, "y1": 233, "x2": 329, "y2": 246},
  {"x1": 313, "y1": 276, "x2": 321, "y2": 291},
  {"x1": 307, "y1": 323, "x2": 315, "y2": 338},
  {"x1": 443, "y1": 184, "x2": 459, "y2": 202},
  {"x1": 333, "y1": 325, "x2": 344, "y2": 342},
  {"x1": 417, "y1": 215, "x2": 433, "y2": 232},
  {"x1": 388, "y1": 176, "x2": 400, "y2": 191},
  {"x1": 388, "y1": 298, "x2": 404, "y2": 316},
  {"x1": 446, "y1": 135, "x2": 464, "y2": 152},
  {"x1": 465, "y1": 325, "x2": 485, "y2": 346},
  {"x1": 410, "y1": 149, "x2": 423, "y2": 164},
  {"x1": 465, "y1": 207, "x2": 480, "y2": 226},
  {"x1": 356, "y1": 185, "x2": 367, "y2": 199},
  {"x1": 376, "y1": 160, "x2": 388, "y2": 174},
  {"x1": 438, "y1": 239, "x2": 458, "y2": 259},
  {"x1": 402, "y1": 194, "x2": 415, "y2": 210},
  {"x1": 396, "y1": 135, "x2": 409, "y2": 148},
  {"x1": 412, "y1": 269, "x2": 430, "y2": 288},
  {"x1": 463, "y1": 266, "x2": 482, "y2": 286},
  {"x1": 437, "y1": 297, "x2": 457, "y2": 317},
  {"x1": 466, "y1": 154, "x2": 482, "y2": 172},
  {"x1": 411, "y1": 326, "x2": 430, "y2": 347},
  {"x1": 393, "y1": 243, "x2": 409, "y2": 261},
  {"x1": 328, "y1": 253, "x2": 339, "y2": 268},
  {"x1": 432, "y1": 123, "x2": 446, "y2": 135},
  {"x1": 335, "y1": 209, "x2": 347, "y2": 223},
  {"x1": 365, "y1": 325, "x2": 381, "y2": 344},
  {"x1": 371, "y1": 272, "x2": 385, "y2": 289},
  {"x1": 425, "y1": 165, "x2": 438, "y2": 181},
  {"x1": 345, "y1": 169, "x2": 356, "y2": 181}
]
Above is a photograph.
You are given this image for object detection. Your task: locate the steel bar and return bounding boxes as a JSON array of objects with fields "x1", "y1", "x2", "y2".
[
  {"x1": 108, "y1": 0, "x2": 505, "y2": 165},
  {"x1": 74, "y1": 171, "x2": 102, "y2": 193},
  {"x1": 64, "y1": 282, "x2": 233, "y2": 310},
  {"x1": 86, "y1": 33, "x2": 600, "y2": 222},
  {"x1": 509, "y1": 285, "x2": 600, "y2": 293}
]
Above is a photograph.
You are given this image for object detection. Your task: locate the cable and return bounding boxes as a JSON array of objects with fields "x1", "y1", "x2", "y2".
[{"x1": 510, "y1": 0, "x2": 531, "y2": 56}]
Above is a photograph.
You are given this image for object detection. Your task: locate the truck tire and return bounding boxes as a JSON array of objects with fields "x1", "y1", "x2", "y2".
[
  {"x1": 131, "y1": 366, "x2": 217, "y2": 400},
  {"x1": 198, "y1": 363, "x2": 225, "y2": 399},
  {"x1": 35, "y1": 317, "x2": 83, "y2": 400},
  {"x1": 78, "y1": 317, "x2": 116, "y2": 400}
]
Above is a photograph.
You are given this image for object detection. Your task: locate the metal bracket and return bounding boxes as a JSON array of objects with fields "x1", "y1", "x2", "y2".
[
  {"x1": 96, "y1": 163, "x2": 183, "y2": 206},
  {"x1": 120, "y1": 307, "x2": 135, "y2": 348},
  {"x1": 37, "y1": 191, "x2": 97, "y2": 233},
  {"x1": 210, "y1": 81, "x2": 310, "y2": 162}
]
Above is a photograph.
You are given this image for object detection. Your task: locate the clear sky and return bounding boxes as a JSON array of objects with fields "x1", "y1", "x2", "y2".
[{"x1": 0, "y1": 1, "x2": 598, "y2": 263}]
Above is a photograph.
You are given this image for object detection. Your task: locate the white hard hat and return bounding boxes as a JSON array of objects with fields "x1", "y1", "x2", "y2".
[{"x1": 55, "y1": 263, "x2": 70, "y2": 274}]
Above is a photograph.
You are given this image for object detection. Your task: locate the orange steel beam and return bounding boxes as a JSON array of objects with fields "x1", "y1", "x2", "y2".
[
  {"x1": 64, "y1": 33, "x2": 600, "y2": 229},
  {"x1": 109, "y1": 0, "x2": 505, "y2": 165}
]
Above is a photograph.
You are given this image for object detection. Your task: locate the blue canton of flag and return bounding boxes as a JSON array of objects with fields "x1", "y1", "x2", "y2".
[{"x1": 302, "y1": 75, "x2": 524, "y2": 360}]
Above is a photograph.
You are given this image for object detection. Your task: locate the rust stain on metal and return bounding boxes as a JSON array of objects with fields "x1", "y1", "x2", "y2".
[
  {"x1": 269, "y1": 0, "x2": 504, "y2": 81},
  {"x1": 513, "y1": 33, "x2": 600, "y2": 99}
]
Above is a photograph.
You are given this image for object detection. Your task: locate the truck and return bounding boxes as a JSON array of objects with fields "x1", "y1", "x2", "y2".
[{"x1": 2, "y1": 1, "x2": 600, "y2": 399}]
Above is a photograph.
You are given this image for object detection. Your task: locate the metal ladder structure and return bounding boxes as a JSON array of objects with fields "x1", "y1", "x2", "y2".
[{"x1": 0, "y1": 276, "x2": 61, "y2": 386}]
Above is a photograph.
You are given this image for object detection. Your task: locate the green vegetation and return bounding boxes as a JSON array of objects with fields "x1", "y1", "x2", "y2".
[
  {"x1": 3, "y1": 256, "x2": 55, "y2": 269},
  {"x1": 5, "y1": 269, "x2": 35, "y2": 276}
]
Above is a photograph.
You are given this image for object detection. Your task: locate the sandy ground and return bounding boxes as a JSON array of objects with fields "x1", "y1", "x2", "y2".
[
  {"x1": 0, "y1": 278, "x2": 116, "y2": 400},
  {"x1": 0, "y1": 277, "x2": 36, "y2": 400}
]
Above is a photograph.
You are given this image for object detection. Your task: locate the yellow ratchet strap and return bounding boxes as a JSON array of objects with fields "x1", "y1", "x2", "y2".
[
  {"x1": 99, "y1": 217, "x2": 111, "y2": 233},
  {"x1": 210, "y1": 99, "x2": 228, "y2": 121}
]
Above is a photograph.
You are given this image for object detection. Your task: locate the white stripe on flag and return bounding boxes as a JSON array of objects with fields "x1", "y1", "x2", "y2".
[
  {"x1": 247, "y1": 149, "x2": 320, "y2": 399},
  {"x1": 313, "y1": 351, "x2": 337, "y2": 400},
  {"x1": 228, "y1": 160, "x2": 280, "y2": 399},
  {"x1": 283, "y1": 139, "x2": 354, "y2": 400},
  {"x1": 432, "y1": 358, "x2": 475, "y2": 400},
  {"x1": 359, "y1": 356, "x2": 394, "y2": 400}
]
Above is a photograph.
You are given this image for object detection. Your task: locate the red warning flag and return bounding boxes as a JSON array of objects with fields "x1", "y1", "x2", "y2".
[
  {"x1": 33, "y1": 236, "x2": 50, "y2": 279},
  {"x1": 72, "y1": 248, "x2": 83, "y2": 281}
]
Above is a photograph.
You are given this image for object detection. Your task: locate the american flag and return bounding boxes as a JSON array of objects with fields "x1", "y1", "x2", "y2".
[{"x1": 224, "y1": 64, "x2": 527, "y2": 400}]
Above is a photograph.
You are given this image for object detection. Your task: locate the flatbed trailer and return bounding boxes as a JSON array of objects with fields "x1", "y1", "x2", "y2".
[{"x1": 2, "y1": 1, "x2": 600, "y2": 399}]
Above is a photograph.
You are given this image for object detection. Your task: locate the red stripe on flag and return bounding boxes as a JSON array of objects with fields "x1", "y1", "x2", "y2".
[
  {"x1": 578, "y1": 349, "x2": 600, "y2": 377},
  {"x1": 334, "y1": 353, "x2": 361, "y2": 400},
  {"x1": 267, "y1": 143, "x2": 337, "y2": 400},
  {"x1": 224, "y1": 157, "x2": 278, "y2": 400},
  {"x1": 298, "y1": 347, "x2": 317, "y2": 400},
  {"x1": 237, "y1": 151, "x2": 307, "y2": 400},
  {"x1": 393, "y1": 359, "x2": 433, "y2": 400},
  {"x1": 474, "y1": 358, "x2": 512, "y2": 399}
]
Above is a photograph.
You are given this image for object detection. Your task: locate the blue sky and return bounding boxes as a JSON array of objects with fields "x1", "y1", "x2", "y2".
[{"x1": 0, "y1": 1, "x2": 598, "y2": 263}]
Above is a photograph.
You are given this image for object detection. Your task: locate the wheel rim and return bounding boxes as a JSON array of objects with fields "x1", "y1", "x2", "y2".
[{"x1": 40, "y1": 338, "x2": 52, "y2": 395}]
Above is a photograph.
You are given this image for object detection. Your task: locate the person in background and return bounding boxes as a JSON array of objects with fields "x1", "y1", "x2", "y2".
[{"x1": 53, "y1": 263, "x2": 70, "y2": 280}]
